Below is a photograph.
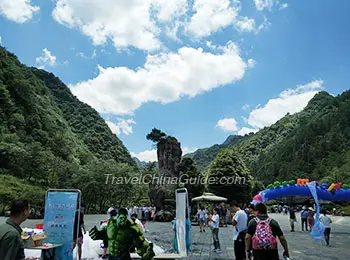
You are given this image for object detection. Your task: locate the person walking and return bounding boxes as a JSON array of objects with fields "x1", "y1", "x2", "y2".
[
  {"x1": 145, "y1": 207, "x2": 149, "y2": 220},
  {"x1": 0, "y1": 199, "x2": 30, "y2": 260},
  {"x1": 247, "y1": 204, "x2": 256, "y2": 224},
  {"x1": 151, "y1": 205, "x2": 156, "y2": 222},
  {"x1": 131, "y1": 213, "x2": 144, "y2": 232},
  {"x1": 300, "y1": 206, "x2": 308, "y2": 231},
  {"x1": 289, "y1": 207, "x2": 296, "y2": 232},
  {"x1": 231, "y1": 203, "x2": 248, "y2": 260},
  {"x1": 245, "y1": 203, "x2": 289, "y2": 260},
  {"x1": 308, "y1": 208, "x2": 315, "y2": 230},
  {"x1": 320, "y1": 210, "x2": 332, "y2": 246},
  {"x1": 208, "y1": 208, "x2": 222, "y2": 254},
  {"x1": 198, "y1": 207, "x2": 206, "y2": 232}
]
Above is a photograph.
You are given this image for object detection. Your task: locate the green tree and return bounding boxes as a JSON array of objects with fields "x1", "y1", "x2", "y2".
[
  {"x1": 207, "y1": 149, "x2": 253, "y2": 204},
  {"x1": 177, "y1": 158, "x2": 205, "y2": 201},
  {"x1": 146, "y1": 128, "x2": 167, "y2": 143}
]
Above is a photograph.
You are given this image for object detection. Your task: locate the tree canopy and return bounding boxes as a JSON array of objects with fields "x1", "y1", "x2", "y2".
[
  {"x1": 146, "y1": 128, "x2": 167, "y2": 143},
  {"x1": 207, "y1": 149, "x2": 253, "y2": 204}
]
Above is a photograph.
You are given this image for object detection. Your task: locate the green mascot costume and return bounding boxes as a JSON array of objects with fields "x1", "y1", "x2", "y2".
[{"x1": 90, "y1": 208, "x2": 155, "y2": 260}]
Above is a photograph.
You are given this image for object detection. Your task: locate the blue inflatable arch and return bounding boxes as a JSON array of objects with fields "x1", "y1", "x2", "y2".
[{"x1": 252, "y1": 180, "x2": 350, "y2": 204}]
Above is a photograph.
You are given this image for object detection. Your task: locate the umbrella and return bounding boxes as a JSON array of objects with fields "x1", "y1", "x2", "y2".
[
  {"x1": 191, "y1": 193, "x2": 227, "y2": 202},
  {"x1": 191, "y1": 193, "x2": 228, "y2": 223}
]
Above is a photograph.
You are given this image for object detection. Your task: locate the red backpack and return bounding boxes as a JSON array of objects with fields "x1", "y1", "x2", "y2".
[{"x1": 252, "y1": 217, "x2": 278, "y2": 250}]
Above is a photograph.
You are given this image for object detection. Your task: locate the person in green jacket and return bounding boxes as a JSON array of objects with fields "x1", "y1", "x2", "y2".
[
  {"x1": 90, "y1": 208, "x2": 155, "y2": 260},
  {"x1": 0, "y1": 199, "x2": 30, "y2": 260}
]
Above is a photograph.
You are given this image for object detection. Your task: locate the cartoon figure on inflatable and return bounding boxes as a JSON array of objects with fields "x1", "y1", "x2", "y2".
[{"x1": 251, "y1": 179, "x2": 350, "y2": 240}]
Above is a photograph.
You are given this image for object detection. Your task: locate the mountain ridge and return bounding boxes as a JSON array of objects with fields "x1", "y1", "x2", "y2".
[
  {"x1": 188, "y1": 91, "x2": 350, "y2": 184},
  {"x1": 0, "y1": 46, "x2": 136, "y2": 211}
]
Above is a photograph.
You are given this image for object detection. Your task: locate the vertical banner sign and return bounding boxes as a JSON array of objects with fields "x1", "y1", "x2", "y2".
[
  {"x1": 44, "y1": 192, "x2": 78, "y2": 260},
  {"x1": 176, "y1": 191, "x2": 186, "y2": 256}
]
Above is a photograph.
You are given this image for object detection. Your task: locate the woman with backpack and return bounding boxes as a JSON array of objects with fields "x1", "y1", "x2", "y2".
[{"x1": 245, "y1": 203, "x2": 289, "y2": 260}]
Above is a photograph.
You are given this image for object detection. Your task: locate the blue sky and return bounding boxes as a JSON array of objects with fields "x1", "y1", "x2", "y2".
[{"x1": 1, "y1": 0, "x2": 350, "y2": 161}]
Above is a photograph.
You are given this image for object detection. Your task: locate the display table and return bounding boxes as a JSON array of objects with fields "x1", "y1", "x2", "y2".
[{"x1": 26, "y1": 244, "x2": 62, "y2": 260}]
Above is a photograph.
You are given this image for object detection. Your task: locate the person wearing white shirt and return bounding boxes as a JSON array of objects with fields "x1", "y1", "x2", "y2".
[
  {"x1": 131, "y1": 213, "x2": 144, "y2": 233},
  {"x1": 208, "y1": 208, "x2": 222, "y2": 254},
  {"x1": 320, "y1": 210, "x2": 332, "y2": 246},
  {"x1": 231, "y1": 203, "x2": 248, "y2": 260}
]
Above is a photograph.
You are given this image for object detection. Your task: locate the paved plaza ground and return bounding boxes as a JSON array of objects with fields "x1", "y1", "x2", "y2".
[
  {"x1": 12, "y1": 213, "x2": 350, "y2": 259},
  {"x1": 143, "y1": 213, "x2": 350, "y2": 260}
]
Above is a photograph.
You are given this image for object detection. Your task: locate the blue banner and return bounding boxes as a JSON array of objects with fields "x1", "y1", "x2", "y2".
[
  {"x1": 308, "y1": 182, "x2": 325, "y2": 241},
  {"x1": 43, "y1": 191, "x2": 79, "y2": 260}
]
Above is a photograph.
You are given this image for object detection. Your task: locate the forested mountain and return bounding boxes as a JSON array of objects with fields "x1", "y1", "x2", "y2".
[
  {"x1": 0, "y1": 47, "x2": 140, "y2": 213},
  {"x1": 188, "y1": 91, "x2": 350, "y2": 185},
  {"x1": 32, "y1": 69, "x2": 133, "y2": 165},
  {"x1": 185, "y1": 135, "x2": 249, "y2": 171}
]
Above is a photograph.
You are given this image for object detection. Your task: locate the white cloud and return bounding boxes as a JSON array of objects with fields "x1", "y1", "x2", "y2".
[
  {"x1": 106, "y1": 118, "x2": 136, "y2": 136},
  {"x1": 254, "y1": 0, "x2": 273, "y2": 11},
  {"x1": 247, "y1": 80, "x2": 324, "y2": 129},
  {"x1": 257, "y1": 16, "x2": 271, "y2": 33},
  {"x1": 0, "y1": 0, "x2": 39, "y2": 23},
  {"x1": 235, "y1": 16, "x2": 256, "y2": 33},
  {"x1": 216, "y1": 118, "x2": 239, "y2": 132},
  {"x1": 130, "y1": 149, "x2": 157, "y2": 162},
  {"x1": 52, "y1": 0, "x2": 161, "y2": 51},
  {"x1": 0, "y1": 36, "x2": 2, "y2": 44},
  {"x1": 182, "y1": 146, "x2": 198, "y2": 155},
  {"x1": 165, "y1": 21, "x2": 182, "y2": 42},
  {"x1": 70, "y1": 41, "x2": 249, "y2": 115},
  {"x1": 52, "y1": 0, "x2": 189, "y2": 52},
  {"x1": 77, "y1": 52, "x2": 87, "y2": 59},
  {"x1": 279, "y1": 3, "x2": 288, "y2": 10},
  {"x1": 241, "y1": 104, "x2": 250, "y2": 110},
  {"x1": 77, "y1": 50, "x2": 96, "y2": 59},
  {"x1": 91, "y1": 49, "x2": 97, "y2": 59},
  {"x1": 206, "y1": 41, "x2": 217, "y2": 50},
  {"x1": 35, "y1": 48, "x2": 57, "y2": 69},
  {"x1": 131, "y1": 146, "x2": 198, "y2": 162},
  {"x1": 247, "y1": 58, "x2": 256, "y2": 69},
  {"x1": 52, "y1": 0, "x2": 265, "y2": 50},
  {"x1": 152, "y1": 0, "x2": 188, "y2": 22},
  {"x1": 185, "y1": 0, "x2": 239, "y2": 38},
  {"x1": 237, "y1": 127, "x2": 258, "y2": 136}
]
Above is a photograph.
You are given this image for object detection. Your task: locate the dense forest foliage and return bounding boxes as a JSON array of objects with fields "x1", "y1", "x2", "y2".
[
  {"x1": 0, "y1": 47, "x2": 146, "y2": 214},
  {"x1": 207, "y1": 149, "x2": 253, "y2": 203},
  {"x1": 188, "y1": 91, "x2": 350, "y2": 185},
  {"x1": 185, "y1": 135, "x2": 249, "y2": 171}
]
